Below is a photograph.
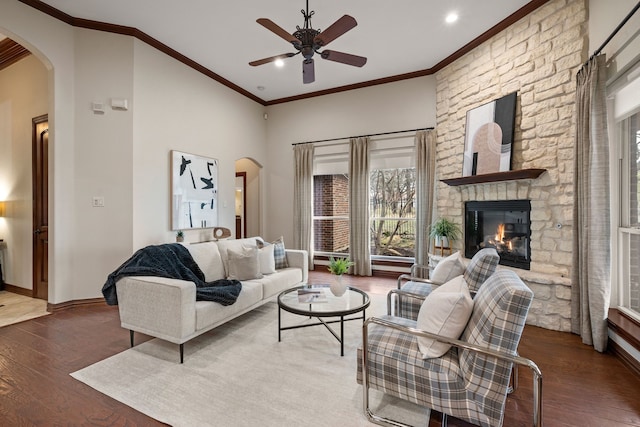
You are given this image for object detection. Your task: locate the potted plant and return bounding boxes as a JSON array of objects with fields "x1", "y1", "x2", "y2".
[
  {"x1": 176, "y1": 230, "x2": 184, "y2": 242},
  {"x1": 327, "y1": 256, "x2": 354, "y2": 296},
  {"x1": 429, "y1": 218, "x2": 461, "y2": 255}
]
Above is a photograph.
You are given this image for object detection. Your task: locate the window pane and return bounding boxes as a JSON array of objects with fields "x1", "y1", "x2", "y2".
[
  {"x1": 627, "y1": 233, "x2": 640, "y2": 315},
  {"x1": 370, "y1": 219, "x2": 416, "y2": 257},
  {"x1": 369, "y1": 168, "x2": 416, "y2": 258},
  {"x1": 628, "y1": 112, "x2": 640, "y2": 227},
  {"x1": 313, "y1": 218, "x2": 349, "y2": 253},
  {"x1": 313, "y1": 174, "x2": 349, "y2": 254}
]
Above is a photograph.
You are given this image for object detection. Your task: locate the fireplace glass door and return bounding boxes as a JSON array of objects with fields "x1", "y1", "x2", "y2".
[{"x1": 464, "y1": 200, "x2": 531, "y2": 270}]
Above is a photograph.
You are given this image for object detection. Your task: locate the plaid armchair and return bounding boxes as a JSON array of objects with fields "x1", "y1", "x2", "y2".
[
  {"x1": 359, "y1": 270, "x2": 542, "y2": 427},
  {"x1": 392, "y1": 248, "x2": 500, "y2": 320}
]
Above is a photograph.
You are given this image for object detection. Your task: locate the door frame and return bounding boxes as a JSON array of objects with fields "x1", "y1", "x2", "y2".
[{"x1": 32, "y1": 114, "x2": 48, "y2": 300}]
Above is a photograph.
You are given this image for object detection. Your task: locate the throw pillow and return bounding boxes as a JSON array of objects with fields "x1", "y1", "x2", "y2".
[
  {"x1": 430, "y1": 251, "x2": 465, "y2": 285},
  {"x1": 258, "y1": 243, "x2": 276, "y2": 275},
  {"x1": 416, "y1": 275, "x2": 474, "y2": 359},
  {"x1": 227, "y1": 246, "x2": 263, "y2": 281},
  {"x1": 272, "y1": 236, "x2": 288, "y2": 269}
]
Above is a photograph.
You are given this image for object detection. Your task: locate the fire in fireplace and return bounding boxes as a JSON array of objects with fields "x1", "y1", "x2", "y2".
[{"x1": 464, "y1": 200, "x2": 531, "y2": 270}]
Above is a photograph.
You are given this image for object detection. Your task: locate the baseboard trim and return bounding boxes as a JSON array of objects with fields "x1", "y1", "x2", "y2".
[
  {"x1": 47, "y1": 298, "x2": 106, "y2": 312},
  {"x1": 3, "y1": 283, "x2": 32, "y2": 297},
  {"x1": 608, "y1": 339, "x2": 640, "y2": 378}
]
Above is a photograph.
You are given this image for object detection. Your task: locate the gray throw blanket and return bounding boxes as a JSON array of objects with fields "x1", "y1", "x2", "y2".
[{"x1": 102, "y1": 243, "x2": 242, "y2": 306}]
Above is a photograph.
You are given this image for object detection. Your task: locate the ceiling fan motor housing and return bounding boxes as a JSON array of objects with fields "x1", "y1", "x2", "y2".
[{"x1": 293, "y1": 28, "x2": 320, "y2": 59}]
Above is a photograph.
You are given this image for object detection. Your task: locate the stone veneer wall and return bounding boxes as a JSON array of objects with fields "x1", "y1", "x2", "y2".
[{"x1": 434, "y1": 0, "x2": 588, "y2": 332}]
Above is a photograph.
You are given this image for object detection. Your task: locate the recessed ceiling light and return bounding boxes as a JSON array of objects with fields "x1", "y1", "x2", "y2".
[
  {"x1": 445, "y1": 12, "x2": 458, "y2": 24},
  {"x1": 257, "y1": 86, "x2": 265, "y2": 91},
  {"x1": 274, "y1": 59, "x2": 285, "y2": 67}
]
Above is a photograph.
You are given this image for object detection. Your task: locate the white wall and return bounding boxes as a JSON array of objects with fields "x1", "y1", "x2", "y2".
[
  {"x1": 0, "y1": 0, "x2": 76, "y2": 303},
  {"x1": 71, "y1": 28, "x2": 135, "y2": 300},
  {"x1": 0, "y1": 55, "x2": 48, "y2": 289},
  {"x1": 0, "y1": 3, "x2": 267, "y2": 303},
  {"x1": 264, "y1": 76, "x2": 437, "y2": 246},
  {"x1": 131, "y1": 39, "x2": 267, "y2": 248}
]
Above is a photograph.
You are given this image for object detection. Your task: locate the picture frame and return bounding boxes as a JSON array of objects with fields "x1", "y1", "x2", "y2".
[
  {"x1": 462, "y1": 92, "x2": 517, "y2": 176},
  {"x1": 171, "y1": 150, "x2": 218, "y2": 230}
]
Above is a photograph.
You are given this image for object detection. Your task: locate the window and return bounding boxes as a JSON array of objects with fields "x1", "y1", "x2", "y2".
[
  {"x1": 312, "y1": 136, "x2": 417, "y2": 259},
  {"x1": 612, "y1": 61, "x2": 640, "y2": 321},
  {"x1": 618, "y1": 112, "x2": 640, "y2": 318}
]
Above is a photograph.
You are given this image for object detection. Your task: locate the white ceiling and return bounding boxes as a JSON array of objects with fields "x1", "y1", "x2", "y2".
[{"x1": 36, "y1": 0, "x2": 532, "y2": 103}]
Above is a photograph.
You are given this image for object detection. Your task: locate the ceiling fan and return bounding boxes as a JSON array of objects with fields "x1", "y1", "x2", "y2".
[{"x1": 249, "y1": 0, "x2": 367, "y2": 84}]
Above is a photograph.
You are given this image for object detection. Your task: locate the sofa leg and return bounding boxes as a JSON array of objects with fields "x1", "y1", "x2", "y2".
[
  {"x1": 130, "y1": 330, "x2": 134, "y2": 348},
  {"x1": 180, "y1": 343, "x2": 184, "y2": 364}
]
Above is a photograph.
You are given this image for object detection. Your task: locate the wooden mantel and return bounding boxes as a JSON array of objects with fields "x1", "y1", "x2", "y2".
[{"x1": 441, "y1": 168, "x2": 547, "y2": 186}]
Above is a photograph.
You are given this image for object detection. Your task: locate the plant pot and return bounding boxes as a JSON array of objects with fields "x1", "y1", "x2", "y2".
[
  {"x1": 330, "y1": 274, "x2": 347, "y2": 297},
  {"x1": 434, "y1": 236, "x2": 449, "y2": 248},
  {"x1": 176, "y1": 236, "x2": 184, "y2": 242}
]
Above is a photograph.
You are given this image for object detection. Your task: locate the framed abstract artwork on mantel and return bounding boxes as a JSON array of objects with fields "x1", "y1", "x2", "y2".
[
  {"x1": 462, "y1": 92, "x2": 517, "y2": 177},
  {"x1": 171, "y1": 150, "x2": 218, "y2": 230}
]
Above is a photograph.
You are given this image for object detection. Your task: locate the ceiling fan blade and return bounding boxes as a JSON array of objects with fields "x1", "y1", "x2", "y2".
[
  {"x1": 249, "y1": 52, "x2": 296, "y2": 67},
  {"x1": 256, "y1": 18, "x2": 300, "y2": 47},
  {"x1": 321, "y1": 50, "x2": 367, "y2": 67},
  {"x1": 314, "y1": 15, "x2": 357, "y2": 47},
  {"x1": 303, "y1": 58, "x2": 315, "y2": 84}
]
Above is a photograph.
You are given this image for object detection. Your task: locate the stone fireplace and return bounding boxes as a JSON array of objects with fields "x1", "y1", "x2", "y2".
[
  {"x1": 432, "y1": 0, "x2": 587, "y2": 332},
  {"x1": 465, "y1": 200, "x2": 531, "y2": 270}
]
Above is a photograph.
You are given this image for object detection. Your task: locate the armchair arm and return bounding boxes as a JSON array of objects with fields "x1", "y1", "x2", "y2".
[
  {"x1": 362, "y1": 317, "x2": 543, "y2": 427},
  {"x1": 386, "y1": 288, "x2": 429, "y2": 316},
  {"x1": 397, "y1": 272, "x2": 437, "y2": 289}
]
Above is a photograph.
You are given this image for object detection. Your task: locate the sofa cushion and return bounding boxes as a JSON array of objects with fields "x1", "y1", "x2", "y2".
[
  {"x1": 195, "y1": 281, "x2": 263, "y2": 330},
  {"x1": 248, "y1": 267, "x2": 303, "y2": 299},
  {"x1": 416, "y1": 275, "x2": 474, "y2": 359},
  {"x1": 184, "y1": 242, "x2": 225, "y2": 282},
  {"x1": 430, "y1": 251, "x2": 465, "y2": 285},
  {"x1": 227, "y1": 246, "x2": 263, "y2": 281},
  {"x1": 256, "y1": 237, "x2": 289, "y2": 270},
  {"x1": 258, "y1": 243, "x2": 276, "y2": 275},
  {"x1": 216, "y1": 238, "x2": 259, "y2": 277},
  {"x1": 272, "y1": 236, "x2": 289, "y2": 269}
]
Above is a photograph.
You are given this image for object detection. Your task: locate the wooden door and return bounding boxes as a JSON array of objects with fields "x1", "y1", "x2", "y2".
[{"x1": 32, "y1": 115, "x2": 48, "y2": 300}]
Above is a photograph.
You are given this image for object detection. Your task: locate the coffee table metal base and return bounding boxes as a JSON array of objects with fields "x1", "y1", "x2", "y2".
[{"x1": 278, "y1": 310, "x2": 366, "y2": 356}]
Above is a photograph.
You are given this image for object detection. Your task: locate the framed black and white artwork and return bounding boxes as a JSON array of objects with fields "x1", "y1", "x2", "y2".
[
  {"x1": 171, "y1": 150, "x2": 218, "y2": 230},
  {"x1": 462, "y1": 92, "x2": 517, "y2": 176}
]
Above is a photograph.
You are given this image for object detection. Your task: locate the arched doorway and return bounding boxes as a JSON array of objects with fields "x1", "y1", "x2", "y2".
[{"x1": 235, "y1": 158, "x2": 262, "y2": 238}]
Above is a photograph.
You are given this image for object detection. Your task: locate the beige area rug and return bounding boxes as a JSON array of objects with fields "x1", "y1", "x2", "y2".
[
  {"x1": 0, "y1": 291, "x2": 49, "y2": 327},
  {"x1": 71, "y1": 292, "x2": 430, "y2": 426}
]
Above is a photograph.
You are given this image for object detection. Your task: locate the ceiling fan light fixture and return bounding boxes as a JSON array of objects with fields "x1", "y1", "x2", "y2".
[{"x1": 274, "y1": 58, "x2": 285, "y2": 67}]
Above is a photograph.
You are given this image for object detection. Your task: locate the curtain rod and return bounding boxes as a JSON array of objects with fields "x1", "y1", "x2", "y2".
[
  {"x1": 291, "y1": 127, "x2": 434, "y2": 146},
  {"x1": 585, "y1": 0, "x2": 640, "y2": 66}
]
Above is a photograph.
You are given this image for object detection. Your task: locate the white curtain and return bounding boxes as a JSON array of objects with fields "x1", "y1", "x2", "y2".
[
  {"x1": 571, "y1": 54, "x2": 611, "y2": 352},
  {"x1": 414, "y1": 130, "x2": 437, "y2": 269},
  {"x1": 349, "y1": 137, "x2": 372, "y2": 276},
  {"x1": 293, "y1": 144, "x2": 315, "y2": 269}
]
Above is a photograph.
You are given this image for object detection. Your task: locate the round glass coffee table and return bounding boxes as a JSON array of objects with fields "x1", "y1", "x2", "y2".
[{"x1": 277, "y1": 285, "x2": 370, "y2": 356}]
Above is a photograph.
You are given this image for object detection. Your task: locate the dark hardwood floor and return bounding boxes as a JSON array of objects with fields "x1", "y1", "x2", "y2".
[{"x1": 0, "y1": 271, "x2": 638, "y2": 426}]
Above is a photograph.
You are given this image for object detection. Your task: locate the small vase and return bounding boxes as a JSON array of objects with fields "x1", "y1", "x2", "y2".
[{"x1": 330, "y1": 274, "x2": 347, "y2": 297}]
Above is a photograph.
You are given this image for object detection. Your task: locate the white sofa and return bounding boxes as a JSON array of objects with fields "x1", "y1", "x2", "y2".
[{"x1": 115, "y1": 237, "x2": 308, "y2": 362}]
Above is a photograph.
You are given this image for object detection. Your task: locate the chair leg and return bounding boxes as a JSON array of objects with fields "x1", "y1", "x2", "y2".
[
  {"x1": 508, "y1": 363, "x2": 519, "y2": 394},
  {"x1": 180, "y1": 343, "x2": 184, "y2": 364},
  {"x1": 129, "y1": 330, "x2": 134, "y2": 347},
  {"x1": 441, "y1": 412, "x2": 448, "y2": 427}
]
